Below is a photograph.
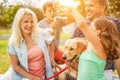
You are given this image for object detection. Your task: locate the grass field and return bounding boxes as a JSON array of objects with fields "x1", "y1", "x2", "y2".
[
  {"x1": 0, "y1": 29, "x2": 10, "y2": 34},
  {"x1": 0, "y1": 39, "x2": 10, "y2": 74}
]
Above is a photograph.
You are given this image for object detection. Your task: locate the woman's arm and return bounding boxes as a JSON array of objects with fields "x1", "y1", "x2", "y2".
[
  {"x1": 9, "y1": 54, "x2": 41, "y2": 80},
  {"x1": 49, "y1": 41, "x2": 61, "y2": 69}
]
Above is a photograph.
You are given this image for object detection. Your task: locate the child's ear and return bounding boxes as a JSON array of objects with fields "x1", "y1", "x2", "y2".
[{"x1": 97, "y1": 30, "x2": 101, "y2": 35}]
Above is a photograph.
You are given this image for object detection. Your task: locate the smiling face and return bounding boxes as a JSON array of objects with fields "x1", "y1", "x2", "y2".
[
  {"x1": 44, "y1": 7, "x2": 54, "y2": 23},
  {"x1": 20, "y1": 14, "x2": 33, "y2": 36},
  {"x1": 85, "y1": 0, "x2": 106, "y2": 21}
]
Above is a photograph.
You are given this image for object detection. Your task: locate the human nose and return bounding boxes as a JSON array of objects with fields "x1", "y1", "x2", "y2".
[{"x1": 27, "y1": 22, "x2": 33, "y2": 27}]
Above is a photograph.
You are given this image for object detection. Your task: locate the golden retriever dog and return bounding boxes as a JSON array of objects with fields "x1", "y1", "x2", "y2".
[{"x1": 58, "y1": 38, "x2": 87, "y2": 80}]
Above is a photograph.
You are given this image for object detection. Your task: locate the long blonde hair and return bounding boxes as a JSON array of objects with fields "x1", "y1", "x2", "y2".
[
  {"x1": 94, "y1": 18, "x2": 120, "y2": 60},
  {"x1": 9, "y1": 8, "x2": 39, "y2": 47}
]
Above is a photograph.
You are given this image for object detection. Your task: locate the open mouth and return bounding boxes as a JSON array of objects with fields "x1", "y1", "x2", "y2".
[{"x1": 66, "y1": 55, "x2": 78, "y2": 64}]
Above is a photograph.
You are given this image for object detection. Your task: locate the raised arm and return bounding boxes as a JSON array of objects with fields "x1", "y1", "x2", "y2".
[{"x1": 72, "y1": 9, "x2": 106, "y2": 60}]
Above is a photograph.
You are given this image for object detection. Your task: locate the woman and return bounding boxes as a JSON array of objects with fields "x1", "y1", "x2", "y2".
[
  {"x1": 1, "y1": 8, "x2": 54, "y2": 80},
  {"x1": 72, "y1": 9, "x2": 120, "y2": 80}
]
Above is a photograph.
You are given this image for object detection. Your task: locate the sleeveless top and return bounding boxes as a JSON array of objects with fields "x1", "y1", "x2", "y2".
[
  {"x1": 28, "y1": 45, "x2": 45, "y2": 77},
  {"x1": 78, "y1": 50, "x2": 107, "y2": 80}
]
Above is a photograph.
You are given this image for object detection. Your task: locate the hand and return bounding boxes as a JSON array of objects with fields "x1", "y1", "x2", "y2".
[
  {"x1": 31, "y1": 76, "x2": 41, "y2": 80},
  {"x1": 50, "y1": 20, "x2": 57, "y2": 29},
  {"x1": 71, "y1": 8, "x2": 87, "y2": 28},
  {"x1": 52, "y1": 61, "x2": 61, "y2": 71}
]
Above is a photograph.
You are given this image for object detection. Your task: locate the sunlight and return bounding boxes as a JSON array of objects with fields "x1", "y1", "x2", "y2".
[{"x1": 59, "y1": 0, "x2": 79, "y2": 8}]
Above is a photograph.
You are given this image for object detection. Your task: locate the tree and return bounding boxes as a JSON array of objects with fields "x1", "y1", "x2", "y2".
[
  {"x1": 0, "y1": 5, "x2": 21, "y2": 28},
  {"x1": 28, "y1": 6, "x2": 44, "y2": 21},
  {"x1": 0, "y1": 0, "x2": 22, "y2": 28},
  {"x1": 107, "y1": 0, "x2": 120, "y2": 18}
]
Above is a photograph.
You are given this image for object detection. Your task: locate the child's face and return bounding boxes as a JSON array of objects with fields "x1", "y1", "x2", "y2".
[{"x1": 44, "y1": 7, "x2": 54, "y2": 22}]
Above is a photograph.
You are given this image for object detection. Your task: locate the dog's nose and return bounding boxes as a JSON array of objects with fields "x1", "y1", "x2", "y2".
[{"x1": 62, "y1": 56, "x2": 66, "y2": 60}]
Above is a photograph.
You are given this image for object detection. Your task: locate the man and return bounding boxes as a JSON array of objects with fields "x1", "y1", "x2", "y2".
[
  {"x1": 38, "y1": 1, "x2": 74, "y2": 68},
  {"x1": 72, "y1": 0, "x2": 120, "y2": 79}
]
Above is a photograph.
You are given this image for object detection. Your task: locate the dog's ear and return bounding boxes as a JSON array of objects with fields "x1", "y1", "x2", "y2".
[{"x1": 76, "y1": 39, "x2": 87, "y2": 55}]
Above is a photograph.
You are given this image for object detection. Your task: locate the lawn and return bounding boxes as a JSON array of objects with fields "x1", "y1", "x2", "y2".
[
  {"x1": 0, "y1": 29, "x2": 10, "y2": 34},
  {"x1": 0, "y1": 29, "x2": 11, "y2": 73},
  {"x1": 0, "y1": 39, "x2": 10, "y2": 74}
]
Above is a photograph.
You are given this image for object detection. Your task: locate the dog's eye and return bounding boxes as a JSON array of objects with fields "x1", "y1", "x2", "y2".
[{"x1": 70, "y1": 48, "x2": 74, "y2": 50}]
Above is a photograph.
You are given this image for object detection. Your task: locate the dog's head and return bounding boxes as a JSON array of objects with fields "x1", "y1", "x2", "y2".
[{"x1": 62, "y1": 38, "x2": 87, "y2": 61}]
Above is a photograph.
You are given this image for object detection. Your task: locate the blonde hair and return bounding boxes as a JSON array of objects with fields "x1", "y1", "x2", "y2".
[
  {"x1": 9, "y1": 8, "x2": 39, "y2": 47},
  {"x1": 94, "y1": 18, "x2": 120, "y2": 60}
]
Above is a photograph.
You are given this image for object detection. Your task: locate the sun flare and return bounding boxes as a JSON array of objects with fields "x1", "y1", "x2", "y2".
[{"x1": 59, "y1": 0, "x2": 79, "y2": 8}]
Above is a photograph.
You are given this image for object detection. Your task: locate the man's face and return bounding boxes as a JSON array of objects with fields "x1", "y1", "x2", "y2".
[
  {"x1": 85, "y1": 0, "x2": 105, "y2": 21},
  {"x1": 44, "y1": 7, "x2": 54, "y2": 22}
]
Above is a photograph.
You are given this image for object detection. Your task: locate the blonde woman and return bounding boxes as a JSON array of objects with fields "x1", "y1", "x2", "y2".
[{"x1": 0, "y1": 8, "x2": 54, "y2": 80}]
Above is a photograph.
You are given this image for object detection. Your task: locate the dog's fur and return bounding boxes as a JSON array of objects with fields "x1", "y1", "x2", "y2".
[{"x1": 58, "y1": 38, "x2": 87, "y2": 80}]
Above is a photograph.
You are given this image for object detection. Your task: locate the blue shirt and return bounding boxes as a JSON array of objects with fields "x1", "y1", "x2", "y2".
[{"x1": 7, "y1": 28, "x2": 54, "y2": 80}]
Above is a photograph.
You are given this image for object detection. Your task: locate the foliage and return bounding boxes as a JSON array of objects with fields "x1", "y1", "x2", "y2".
[
  {"x1": 23, "y1": 6, "x2": 44, "y2": 21},
  {"x1": 107, "y1": 0, "x2": 120, "y2": 18},
  {"x1": 76, "y1": 0, "x2": 86, "y2": 17},
  {"x1": 0, "y1": 4, "x2": 44, "y2": 29},
  {"x1": 29, "y1": 7, "x2": 44, "y2": 21},
  {"x1": 0, "y1": 5, "x2": 22, "y2": 28}
]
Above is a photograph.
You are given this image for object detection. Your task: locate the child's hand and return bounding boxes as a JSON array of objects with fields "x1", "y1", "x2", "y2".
[{"x1": 71, "y1": 9, "x2": 87, "y2": 29}]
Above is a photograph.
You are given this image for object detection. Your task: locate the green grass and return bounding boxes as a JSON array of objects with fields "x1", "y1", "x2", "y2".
[
  {"x1": 60, "y1": 32, "x2": 71, "y2": 50},
  {"x1": 0, "y1": 29, "x2": 10, "y2": 34},
  {"x1": 0, "y1": 39, "x2": 10, "y2": 74},
  {"x1": 60, "y1": 32, "x2": 71, "y2": 39}
]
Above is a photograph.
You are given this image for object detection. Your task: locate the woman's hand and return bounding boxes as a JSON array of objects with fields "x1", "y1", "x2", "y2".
[
  {"x1": 52, "y1": 60, "x2": 61, "y2": 70},
  {"x1": 31, "y1": 76, "x2": 41, "y2": 80}
]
